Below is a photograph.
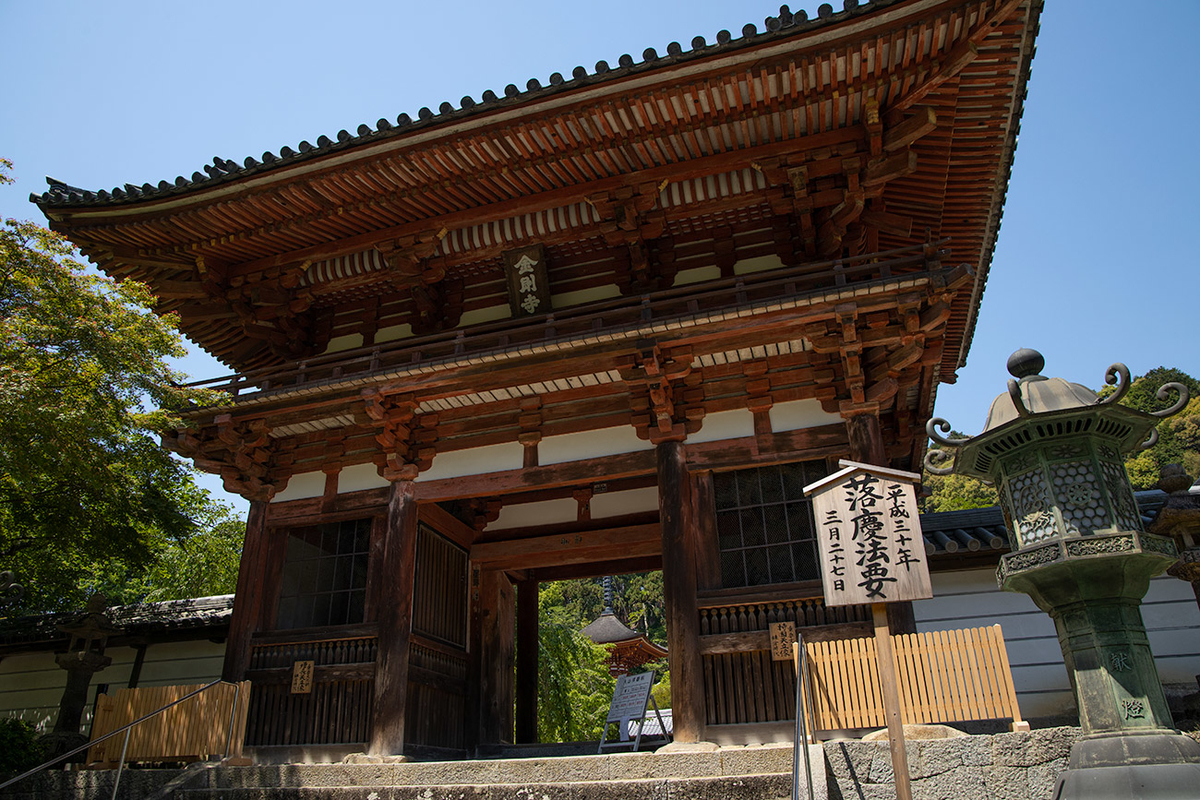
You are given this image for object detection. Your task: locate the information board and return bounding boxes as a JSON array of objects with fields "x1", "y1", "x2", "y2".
[
  {"x1": 606, "y1": 671, "x2": 653, "y2": 724},
  {"x1": 805, "y1": 461, "x2": 933, "y2": 607}
]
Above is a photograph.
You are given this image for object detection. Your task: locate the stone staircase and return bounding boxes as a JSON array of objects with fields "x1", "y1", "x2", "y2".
[{"x1": 168, "y1": 744, "x2": 825, "y2": 800}]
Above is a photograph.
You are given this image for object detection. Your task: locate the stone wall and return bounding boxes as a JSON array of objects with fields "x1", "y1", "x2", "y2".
[{"x1": 824, "y1": 727, "x2": 1080, "y2": 800}]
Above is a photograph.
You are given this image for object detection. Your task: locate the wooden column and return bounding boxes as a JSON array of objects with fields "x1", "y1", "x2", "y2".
[
  {"x1": 368, "y1": 479, "x2": 419, "y2": 755},
  {"x1": 656, "y1": 438, "x2": 706, "y2": 742},
  {"x1": 515, "y1": 577, "x2": 539, "y2": 744},
  {"x1": 844, "y1": 412, "x2": 916, "y2": 634},
  {"x1": 477, "y1": 568, "x2": 516, "y2": 745},
  {"x1": 690, "y1": 471, "x2": 721, "y2": 592},
  {"x1": 222, "y1": 499, "x2": 271, "y2": 682}
]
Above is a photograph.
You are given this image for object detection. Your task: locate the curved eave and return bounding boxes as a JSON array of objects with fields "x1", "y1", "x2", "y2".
[{"x1": 33, "y1": 0, "x2": 911, "y2": 214}]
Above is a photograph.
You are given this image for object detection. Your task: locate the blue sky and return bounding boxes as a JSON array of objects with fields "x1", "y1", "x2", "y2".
[{"x1": 2, "y1": 1, "x2": 1195, "y2": 515}]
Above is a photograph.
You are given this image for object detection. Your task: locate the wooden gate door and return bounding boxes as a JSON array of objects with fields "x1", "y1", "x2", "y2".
[{"x1": 405, "y1": 509, "x2": 472, "y2": 751}]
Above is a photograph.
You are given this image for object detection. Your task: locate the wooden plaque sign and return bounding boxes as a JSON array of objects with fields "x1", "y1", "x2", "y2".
[
  {"x1": 804, "y1": 460, "x2": 933, "y2": 607},
  {"x1": 290, "y1": 660, "x2": 314, "y2": 694},
  {"x1": 769, "y1": 621, "x2": 796, "y2": 661},
  {"x1": 502, "y1": 244, "x2": 551, "y2": 318}
]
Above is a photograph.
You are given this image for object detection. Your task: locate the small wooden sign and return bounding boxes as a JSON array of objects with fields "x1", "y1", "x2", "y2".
[
  {"x1": 290, "y1": 660, "x2": 314, "y2": 694},
  {"x1": 769, "y1": 621, "x2": 796, "y2": 661},
  {"x1": 502, "y1": 244, "x2": 552, "y2": 318},
  {"x1": 804, "y1": 460, "x2": 933, "y2": 607}
]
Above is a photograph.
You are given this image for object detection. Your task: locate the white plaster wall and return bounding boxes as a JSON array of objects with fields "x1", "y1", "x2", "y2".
[
  {"x1": 552, "y1": 285, "x2": 621, "y2": 308},
  {"x1": 489, "y1": 498, "x2": 579, "y2": 531},
  {"x1": 339, "y1": 462, "x2": 391, "y2": 493},
  {"x1": 591, "y1": 486, "x2": 660, "y2": 520},
  {"x1": 418, "y1": 442, "x2": 525, "y2": 482},
  {"x1": 271, "y1": 470, "x2": 326, "y2": 503},
  {"x1": 375, "y1": 323, "x2": 413, "y2": 343},
  {"x1": 0, "y1": 639, "x2": 226, "y2": 733},
  {"x1": 459, "y1": 304, "x2": 510, "y2": 327},
  {"x1": 733, "y1": 254, "x2": 784, "y2": 276},
  {"x1": 673, "y1": 265, "x2": 722, "y2": 287},
  {"x1": 539, "y1": 426, "x2": 654, "y2": 466},
  {"x1": 688, "y1": 409, "x2": 755, "y2": 444},
  {"x1": 913, "y1": 569, "x2": 1200, "y2": 720},
  {"x1": 769, "y1": 399, "x2": 843, "y2": 432},
  {"x1": 323, "y1": 333, "x2": 364, "y2": 354}
]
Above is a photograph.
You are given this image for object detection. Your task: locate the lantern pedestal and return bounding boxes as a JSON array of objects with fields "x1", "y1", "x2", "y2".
[{"x1": 1000, "y1": 534, "x2": 1200, "y2": 798}]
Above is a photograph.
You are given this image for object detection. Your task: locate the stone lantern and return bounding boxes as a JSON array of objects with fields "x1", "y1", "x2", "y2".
[{"x1": 924, "y1": 348, "x2": 1199, "y2": 799}]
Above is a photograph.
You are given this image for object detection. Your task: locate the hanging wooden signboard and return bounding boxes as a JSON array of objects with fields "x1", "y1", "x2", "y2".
[
  {"x1": 769, "y1": 621, "x2": 796, "y2": 661},
  {"x1": 502, "y1": 244, "x2": 552, "y2": 318},
  {"x1": 290, "y1": 660, "x2": 314, "y2": 694},
  {"x1": 803, "y1": 460, "x2": 932, "y2": 607}
]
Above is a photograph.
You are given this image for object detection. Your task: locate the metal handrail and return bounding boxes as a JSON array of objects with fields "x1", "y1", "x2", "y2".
[
  {"x1": 793, "y1": 635, "x2": 815, "y2": 800},
  {"x1": 0, "y1": 679, "x2": 244, "y2": 800}
]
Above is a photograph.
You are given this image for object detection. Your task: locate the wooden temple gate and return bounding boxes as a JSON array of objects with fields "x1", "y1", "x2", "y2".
[{"x1": 34, "y1": 0, "x2": 1041, "y2": 757}]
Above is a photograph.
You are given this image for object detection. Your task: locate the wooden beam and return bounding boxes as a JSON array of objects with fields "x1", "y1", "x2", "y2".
[
  {"x1": 882, "y1": 107, "x2": 938, "y2": 154},
  {"x1": 699, "y1": 621, "x2": 872, "y2": 654},
  {"x1": 470, "y1": 523, "x2": 661, "y2": 572},
  {"x1": 530, "y1": 555, "x2": 662, "y2": 582}
]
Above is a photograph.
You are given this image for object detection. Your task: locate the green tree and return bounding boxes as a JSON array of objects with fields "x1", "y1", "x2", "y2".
[
  {"x1": 1104, "y1": 368, "x2": 1199, "y2": 490},
  {"x1": 0, "y1": 160, "x2": 222, "y2": 613},
  {"x1": 537, "y1": 581, "x2": 615, "y2": 742},
  {"x1": 921, "y1": 438, "x2": 998, "y2": 513},
  {"x1": 125, "y1": 506, "x2": 245, "y2": 601}
]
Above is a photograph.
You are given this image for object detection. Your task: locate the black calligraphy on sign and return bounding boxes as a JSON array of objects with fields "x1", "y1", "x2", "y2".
[
  {"x1": 888, "y1": 482, "x2": 922, "y2": 572},
  {"x1": 810, "y1": 465, "x2": 933, "y2": 607},
  {"x1": 823, "y1": 508, "x2": 848, "y2": 593},
  {"x1": 845, "y1": 473, "x2": 896, "y2": 600}
]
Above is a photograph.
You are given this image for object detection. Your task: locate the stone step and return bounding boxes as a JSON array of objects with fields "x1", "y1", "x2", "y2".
[
  {"x1": 201, "y1": 744, "x2": 810, "y2": 789},
  {"x1": 176, "y1": 773, "x2": 798, "y2": 800}
]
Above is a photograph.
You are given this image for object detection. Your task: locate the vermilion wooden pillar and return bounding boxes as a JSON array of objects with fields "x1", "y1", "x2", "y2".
[
  {"x1": 844, "y1": 412, "x2": 917, "y2": 635},
  {"x1": 368, "y1": 479, "x2": 419, "y2": 755},
  {"x1": 656, "y1": 438, "x2": 706, "y2": 742},
  {"x1": 514, "y1": 578, "x2": 539, "y2": 743},
  {"x1": 222, "y1": 499, "x2": 271, "y2": 682}
]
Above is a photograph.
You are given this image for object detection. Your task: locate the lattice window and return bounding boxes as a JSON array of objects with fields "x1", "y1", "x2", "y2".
[
  {"x1": 714, "y1": 461, "x2": 827, "y2": 588},
  {"x1": 412, "y1": 524, "x2": 469, "y2": 648},
  {"x1": 276, "y1": 518, "x2": 371, "y2": 630}
]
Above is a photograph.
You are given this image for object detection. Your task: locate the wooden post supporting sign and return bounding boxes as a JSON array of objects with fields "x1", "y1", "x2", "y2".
[{"x1": 804, "y1": 460, "x2": 932, "y2": 800}]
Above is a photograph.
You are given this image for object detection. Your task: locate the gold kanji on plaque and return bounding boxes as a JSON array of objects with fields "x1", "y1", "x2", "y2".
[{"x1": 502, "y1": 244, "x2": 552, "y2": 318}]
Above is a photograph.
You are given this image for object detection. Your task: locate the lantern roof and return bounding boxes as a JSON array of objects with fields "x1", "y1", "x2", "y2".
[{"x1": 925, "y1": 349, "x2": 1191, "y2": 479}]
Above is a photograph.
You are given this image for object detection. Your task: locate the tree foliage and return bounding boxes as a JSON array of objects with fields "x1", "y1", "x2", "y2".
[
  {"x1": 921, "y1": 437, "x2": 998, "y2": 513},
  {"x1": 1109, "y1": 368, "x2": 1200, "y2": 490},
  {"x1": 0, "y1": 159, "x2": 226, "y2": 612},
  {"x1": 535, "y1": 575, "x2": 669, "y2": 742}
]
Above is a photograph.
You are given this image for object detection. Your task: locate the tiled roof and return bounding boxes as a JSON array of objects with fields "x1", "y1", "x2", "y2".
[
  {"x1": 32, "y1": 1, "x2": 903, "y2": 208},
  {"x1": 0, "y1": 594, "x2": 233, "y2": 649}
]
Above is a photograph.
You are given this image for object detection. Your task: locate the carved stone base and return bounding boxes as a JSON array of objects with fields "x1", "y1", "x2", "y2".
[{"x1": 1054, "y1": 731, "x2": 1200, "y2": 799}]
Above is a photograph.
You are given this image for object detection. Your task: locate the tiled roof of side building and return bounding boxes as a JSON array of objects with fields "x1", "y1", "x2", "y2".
[
  {"x1": 0, "y1": 594, "x2": 234, "y2": 650},
  {"x1": 31, "y1": 1, "x2": 915, "y2": 208},
  {"x1": 917, "y1": 490, "x2": 1169, "y2": 557}
]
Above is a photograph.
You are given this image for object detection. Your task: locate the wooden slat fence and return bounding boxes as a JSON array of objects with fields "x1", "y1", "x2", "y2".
[
  {"x1": 699, "y1": 599, "x2": 871, "y2": 725},
  {"x1": 800, "y1": 625, "x2": 1023, "y2": 731},
  {"x1": 87, "y1": 681, "x2": 250, "y2": 766}
]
